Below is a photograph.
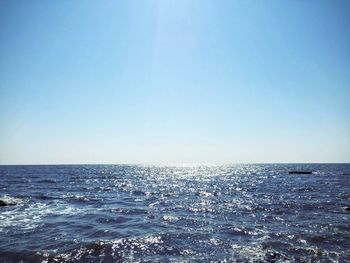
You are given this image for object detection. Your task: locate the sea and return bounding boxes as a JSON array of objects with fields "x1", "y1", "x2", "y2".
[{"x1": 0, "y1": 164, "x2": 349, "y2": 262}]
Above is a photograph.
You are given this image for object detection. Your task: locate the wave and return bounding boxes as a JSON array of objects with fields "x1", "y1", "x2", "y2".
[
  {"x1": 0, "y1": 199, "x2": 86, "y2": 232},
  {"x1": 0, "y1": 195, "x2": 24, "y2": 206}
]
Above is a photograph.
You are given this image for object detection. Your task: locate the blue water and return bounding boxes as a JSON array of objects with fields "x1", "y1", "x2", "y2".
[{"x1": 0, "y1": 164, "x2": 349, "y2": 262}]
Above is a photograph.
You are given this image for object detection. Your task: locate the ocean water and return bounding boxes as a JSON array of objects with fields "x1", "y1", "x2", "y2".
[{"x1": 0, "y1": 164, "x2": 349, "y2": 262}]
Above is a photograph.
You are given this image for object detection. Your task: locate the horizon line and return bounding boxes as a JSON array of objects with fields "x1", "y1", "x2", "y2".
[{"x1": 0, "y1": 162, "x2": 349, "y2": 166}]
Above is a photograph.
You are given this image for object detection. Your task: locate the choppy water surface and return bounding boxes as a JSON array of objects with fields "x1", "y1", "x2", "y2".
[{"x1": 0, "y1": 164, "x2": 349, "y2": 262}]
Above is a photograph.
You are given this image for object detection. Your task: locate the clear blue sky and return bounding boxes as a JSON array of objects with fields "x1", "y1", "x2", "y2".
[{"x1": 1, "y1": 0, "x2": 349, "y2": 164}]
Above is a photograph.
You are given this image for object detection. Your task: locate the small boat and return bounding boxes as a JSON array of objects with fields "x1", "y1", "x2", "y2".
[{"x1": 288, "y1": 171, "x2": 312, "y2": 174}]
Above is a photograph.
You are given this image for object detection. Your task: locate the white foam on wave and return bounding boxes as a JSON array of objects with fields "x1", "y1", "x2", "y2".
[
  {"x1": 0, "y1": 195, "x2": 23, "y2": 205},
  {"x1": 229, "y1": 232, "x2": 272, "y2": 262},
  {"x1": 0, "y1": 197, "x2": 86, "y2": 232}
]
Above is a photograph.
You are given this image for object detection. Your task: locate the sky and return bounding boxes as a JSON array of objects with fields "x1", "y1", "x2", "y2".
[{"x1": 0, "y1": 0, "x2": 349, "y2": 164}]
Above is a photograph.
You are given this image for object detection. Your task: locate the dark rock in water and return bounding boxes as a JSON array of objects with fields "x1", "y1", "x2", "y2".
[
  {"x1": 0, "y1": 199, "x2": 17, "y2": 207},
  {"x1": 345, "y1": 207, "x2": 350, "y2": 212},
  {"x1": 289, "y1": 171, "x2": 312, "y2": 174}
]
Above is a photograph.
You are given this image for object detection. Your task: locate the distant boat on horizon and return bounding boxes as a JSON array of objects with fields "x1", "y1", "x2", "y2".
[{"x1": 288, "y1": 171, "x2": 312, "y2": 174}]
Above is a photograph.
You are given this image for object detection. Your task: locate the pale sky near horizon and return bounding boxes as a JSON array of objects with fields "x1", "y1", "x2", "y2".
[{"x1": 0, "y1": 0, "x2": 349, "y2": 164}]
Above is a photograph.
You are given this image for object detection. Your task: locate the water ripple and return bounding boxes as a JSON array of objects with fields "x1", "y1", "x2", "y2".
[{"x1": 0, "y1": 164, "x2": 349, "y2": 262}]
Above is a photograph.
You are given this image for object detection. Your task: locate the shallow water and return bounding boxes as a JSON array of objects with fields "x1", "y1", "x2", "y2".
[{"x1": 0, "y1": 164, "x2": 349, "y2": 262}]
